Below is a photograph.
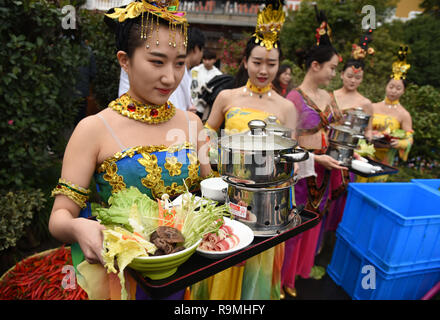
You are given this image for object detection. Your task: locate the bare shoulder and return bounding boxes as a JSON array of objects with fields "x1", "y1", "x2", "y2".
[
  {"x1": 400, "y1": 104, "x2": 412, "y2": 119},
  {"x1": 275, "y1": 92, "x2": 295, "y2": 109},
  {"x1": 67, "y1": 110, "x2": 109, "y2": 152}
]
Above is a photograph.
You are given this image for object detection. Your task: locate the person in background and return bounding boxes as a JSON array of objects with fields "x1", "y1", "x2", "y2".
[
  {"x1": 74, "y1": 41, "x2": 97, "y2": 126},
  {"x1": 323, "y1": 29, "x2": 375, "y2": 243},
  {"x1": 192, "y1": 0, "x2": 297, "y2": 300},
  {"x1": 118, "y1": 27, "x2": 205, "y2": 112},
  {"x1": 191, "y1": 49, "x2": 223, "y2": 120},
  {"x1": 169, "y1": 27, "x2": 205, "y2": 112},
  {"x1": 357, "y1": 46, "x2": 413, "y2": 183},
  {"x1": 281, "y1": 7, "x2": 346, "y2": 299},
  {"x1": 272, "y1": 63, "x2": 293, "y2": 97}
]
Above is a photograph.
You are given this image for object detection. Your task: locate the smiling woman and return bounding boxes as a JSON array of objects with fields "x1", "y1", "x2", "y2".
[{"x1": 48, "y1": 0, "x2": 213, "y2": 300}]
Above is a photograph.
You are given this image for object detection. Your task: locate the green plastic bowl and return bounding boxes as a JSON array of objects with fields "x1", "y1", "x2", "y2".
[{"x1": 129, "y1": 239, "x2": 202, "y2": 280}]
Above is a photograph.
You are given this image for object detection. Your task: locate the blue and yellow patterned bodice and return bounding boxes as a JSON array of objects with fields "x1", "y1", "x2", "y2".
[{"x1": 94, "y1": 142, "x2": 201, "y2": 203}]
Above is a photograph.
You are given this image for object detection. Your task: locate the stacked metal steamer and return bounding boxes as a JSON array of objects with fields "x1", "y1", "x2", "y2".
[
  {"x1": 327, "y1": 107, "x2": 371, "y2": 166},
  {"x1": 219, "y1": 118, "x2": 309, "y2": 237}
]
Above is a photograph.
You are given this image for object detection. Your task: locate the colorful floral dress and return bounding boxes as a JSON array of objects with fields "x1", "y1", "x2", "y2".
[
  {"x1": 73, "y1": 112, "x2": 203, "y2": 300},
  {"x1": 281, "y1": 89, "x2": 342, "y2": 290},
  {"x1": 191, "y1": 107, "x2": 285, "y2": 300}
]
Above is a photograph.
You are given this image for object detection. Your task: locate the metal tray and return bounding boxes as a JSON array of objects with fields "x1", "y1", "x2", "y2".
[
  {"x1": 349, "y1": 157, "x2": 399, "y2": 178},
  {"x1": 128, "y1": 209, "x2": 320, "y2": 299}
]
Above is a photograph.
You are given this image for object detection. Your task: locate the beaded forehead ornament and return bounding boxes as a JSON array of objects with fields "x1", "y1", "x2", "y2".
[{"x1": 105, "y1": 0, "x2": 188, "y2": 48}]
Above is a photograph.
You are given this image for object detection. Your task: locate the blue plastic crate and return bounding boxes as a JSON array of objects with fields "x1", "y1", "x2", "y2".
[
  {"x1": 337, "y1": 183, "x2": 440, "y2": 273},
  {"x1": 327, "y1": 233, "x2": 440, "y2": 300},
  {"x1": 412, "y1": 179, "x2": 440, "y2": 196}
]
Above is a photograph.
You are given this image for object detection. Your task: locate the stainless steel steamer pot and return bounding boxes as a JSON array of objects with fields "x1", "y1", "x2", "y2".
[
  {"x1": 344, "y1": 108, "x2": 371, "y2": 134},
  {"x1": 328, "y1": 123, "x2": 364, "y2": 148},
  {"x1": 225, "y1": 177, "x2": 299, "y2": 236},
  {"x1": 219, "y1": 120, "x2": 309, "y2": 186},
  {"x1": 327, "y1": 141, "x2": 354, "y2": 167}
]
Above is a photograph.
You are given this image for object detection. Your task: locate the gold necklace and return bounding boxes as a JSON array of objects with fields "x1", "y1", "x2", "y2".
[
  {"x1": 384, "y1": 97, "x2": 399, "y2": 109},
  {"x1": 109, "y1": 93, "x2": 176, "y2": 124},
  {"x1": 243, "y1": 79, "x2": 272, "y2": 98}
]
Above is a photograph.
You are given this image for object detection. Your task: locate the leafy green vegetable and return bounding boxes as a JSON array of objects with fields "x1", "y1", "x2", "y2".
[
  {"x1": 391, "y1": 129, "x2": 406, "y2": 139},
  {"x1": 356, "y1": 139, "x2": 376, "y2": 157},
  {"x1": 95, "y1": 187, "x2": 158, "y2": 236},
  {"x1": 177, "y1": 193, "x2": 232, "y2": 247}
]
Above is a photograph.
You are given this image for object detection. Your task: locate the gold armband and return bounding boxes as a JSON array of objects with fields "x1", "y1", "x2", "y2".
[{"x1": 51, "y1": 178, "x2": 91, "y2": 209}]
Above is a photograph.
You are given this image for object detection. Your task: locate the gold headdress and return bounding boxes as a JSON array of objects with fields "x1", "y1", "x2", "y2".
[
  {"x1": 105, "y1": 0, "x2": 188, "y2": 48},
  {"x1": 253, "y1": 1, "x2": 286, "y2": 51},
  {"x1": 391, "y1": 46, "x2": 411, "y2": 80}
]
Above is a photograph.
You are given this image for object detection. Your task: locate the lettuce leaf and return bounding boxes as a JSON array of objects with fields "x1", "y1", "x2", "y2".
[{"x1": 96, "y1": 187, "x2": 158, "y2": 234}]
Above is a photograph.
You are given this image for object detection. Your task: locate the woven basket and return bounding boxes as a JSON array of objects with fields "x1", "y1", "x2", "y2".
[{"x1": 0, "y1": 247, "x2": 70, "y2": 283}]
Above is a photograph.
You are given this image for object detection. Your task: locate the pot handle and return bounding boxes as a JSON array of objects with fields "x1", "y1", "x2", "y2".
[{"x1": 279, "y1": 149, "x2": 309, "y2": 162}]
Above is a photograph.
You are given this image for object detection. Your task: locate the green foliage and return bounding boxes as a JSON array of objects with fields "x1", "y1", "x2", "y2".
[
  {"x1": 79, "y1": 9, "x2": 120, "y2": 107},
  {"x1": 0, "y1": 189, "x2": 47, "y2": 251},
  {"x1": 387, "y1": 166, "x2": 440, "y2": 182},
  {"x1": 0, "y1": 0, "x2": 88, "y2": 190},
  {"x1": 400, "y1": 84, "x2": 440, "y2": 162},
  {"x1": 403, "y1": 14, "x2": 440, "y2": 88},
  {"x1": 280, "y1": 0, "x2": 398, "y2": 66}
]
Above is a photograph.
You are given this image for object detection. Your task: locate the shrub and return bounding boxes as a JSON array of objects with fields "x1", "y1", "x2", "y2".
[
  {"x1": 400, "y1": 84, "x2": 440, "y2": 163},
  {"x1": 0, "y1": 190, "x2": 47, "y2": 251},
  {"x1": 0, "y1": 0, "x2": 88, "y2": 190},
  {"x1": 79, "y1": 9, "x2": 120, "y2": 108}
]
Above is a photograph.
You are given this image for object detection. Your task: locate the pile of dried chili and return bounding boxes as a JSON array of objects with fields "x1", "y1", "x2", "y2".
[{"x1": 0, "y1": 246, "x2": 88, "y2": 300}]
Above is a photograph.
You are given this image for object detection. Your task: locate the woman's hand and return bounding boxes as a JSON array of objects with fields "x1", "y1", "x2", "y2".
[
  {"x1": 390, "y1": 138, "x2": 399, "y2": 148},
  {"x1": 72, "y1": 218, "x2": 106, "y2": 265},
  {"x1": 314, "y1": 154, "x2": 348, "y2": 170}
]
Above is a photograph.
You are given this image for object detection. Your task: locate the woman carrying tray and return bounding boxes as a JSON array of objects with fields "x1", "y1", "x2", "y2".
[
  {"x1": 357, "y1": 46, "x2": 414, "y2": 183},
  {"x1": 193, "y1": 0, "x2": 298, "y2": 300},
  {"x1": 324, "y1": 30, "x2": 375, "y2": 236},
  {"x1": 49, "y1": 0, "x2": 212, "y2": 300},
  {"x1": 281, "y1": 8, "x2": 347, "y2": 298}
]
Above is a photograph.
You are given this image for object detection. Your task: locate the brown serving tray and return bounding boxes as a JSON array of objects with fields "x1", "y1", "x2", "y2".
[{"x1": 128, "y1": 209, "x2": 320, "y2": 299}]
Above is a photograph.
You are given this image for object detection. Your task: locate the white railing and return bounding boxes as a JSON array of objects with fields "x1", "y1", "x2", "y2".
[{"x1": 82, "y1": 0, "x2": 133, "y2": 11}]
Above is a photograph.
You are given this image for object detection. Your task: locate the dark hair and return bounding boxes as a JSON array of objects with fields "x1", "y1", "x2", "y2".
[
  {"x1": 187, "y1": 27, "x2": 205, "y2": 53},
  {"x1": 272, "y1": 64, "x2": 293, "y2": 95},
  {"x1": 342, "y1": 58, "x2": 365, "y2": 72},
  {"x1": 233, "y1": 36, "x2": 282, "y2": 88},
  {"x1": 203, "y1": 49, "x2": 217, "y2": 60},
  {"x1": 304, "y1": 44, "x2": 338, "y2": 70}
]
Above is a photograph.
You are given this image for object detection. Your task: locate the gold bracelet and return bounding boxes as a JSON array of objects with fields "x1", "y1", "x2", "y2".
[{"x1": 51, "y1": 178, "x2": 91, "y2": 209}]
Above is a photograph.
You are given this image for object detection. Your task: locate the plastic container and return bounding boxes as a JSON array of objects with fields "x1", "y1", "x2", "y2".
[
  {"x1": 327, "y1": 233, "x2": 440, "y2": 300},
  {"x1": 337, "y1": 183, "x2": 440, "y2": 273},
  {"x1": 411, "y1": 179, "x2": 440, "y2": 196}
]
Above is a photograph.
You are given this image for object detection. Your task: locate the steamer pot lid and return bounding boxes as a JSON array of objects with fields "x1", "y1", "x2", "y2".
[
  {"x1": 220, "y1": 119, "x2": 297, "y2": 151},
  {"x1": 264, "y1": 115, "x2": 292, "y2": 136},
  {"x1": 346, "y1": 107, "x2": 370, "y2": 119}
]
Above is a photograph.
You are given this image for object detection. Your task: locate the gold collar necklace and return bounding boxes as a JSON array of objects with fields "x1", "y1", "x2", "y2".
[
  {"x1": 109, "y1": 93, "x2": 176, "y2": 124},
  {"x1": 384, "y1": 97, "x2": 399, "y2": 109},
  {"x1": 243, "y1": 79, "x2": 272, "y2": 98}
]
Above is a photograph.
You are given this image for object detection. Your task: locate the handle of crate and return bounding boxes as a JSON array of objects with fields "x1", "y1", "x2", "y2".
[{"x1": 363, "y1": 196, "x2": 379, "y2": 209}]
